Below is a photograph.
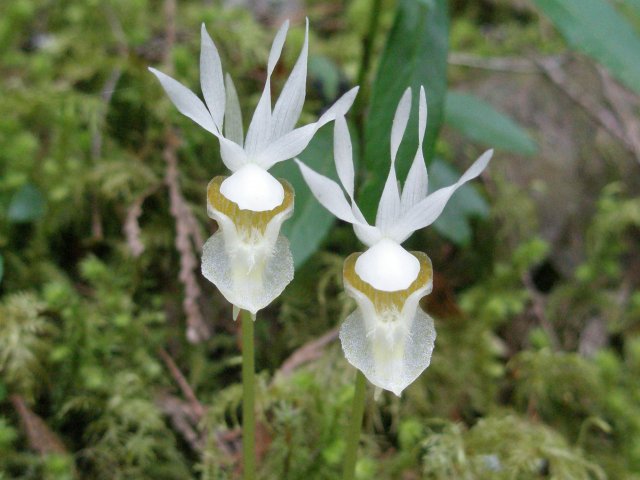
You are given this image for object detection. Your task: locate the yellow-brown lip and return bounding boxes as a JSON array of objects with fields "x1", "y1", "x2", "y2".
[
  {"x1": 207, "y1": 175, "x2": 294, "y2": 233},
  {"x1": 343, "y1": 251, "x2": 433, "y2": 312}
]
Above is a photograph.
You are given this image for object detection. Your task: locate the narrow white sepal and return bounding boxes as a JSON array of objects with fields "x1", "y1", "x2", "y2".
[
  {"x1": 148, "y1": 67, "x2": 218, "y2": 135},
  {"x1": 334, "y1": 116, "x2": 355, "y2": 199},
  {"x1": 268, "y1": 20, "x2": 289, "y2": 74},
  {"x1": 400, "y1": 148, "x2": 428, "y2": 212},
  {"x1": 256, "y1": 124, "x2": 317, "y2": 169},
  {"x1": 224, "y1": 74, "x2": 244, "y2": 147},
  {"x1": 218, "y1": 136, "x2": 248, "y2": 172},
  {"x1": 295, "y1": 159, "x2": 359, "y2": 224},
  {"x1": 316, "y1": 87, "x2": 360, "y2": 129},
  {"x1": 390, "y1": 149, "x2": 493, "y2": 242},
  {"x1": 375, "y1": 162, "x2": 401, "y2": 231},
  {"x1": 200, "y1": 24, "x2": 226, "y2": 130},
  {"x1": 245, "y1": 20, "x2": 290, "y2": 155},
  {"x1": 418, "y1": 86, "x2": 427, "y2": 145},
  {"x1": 271, "y1": 18, "x2": 308, "y2": 140},
  {"x1": 390, "y1": 87, "x2": 412, "y2": 163},
  {"x1": 232, "y1": 305, "x2": 240, "y2": 321}
]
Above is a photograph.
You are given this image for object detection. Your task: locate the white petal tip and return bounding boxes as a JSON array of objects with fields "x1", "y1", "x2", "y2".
[{"x1": 232, "y1": 305, "x2": 240, "y2": 321}]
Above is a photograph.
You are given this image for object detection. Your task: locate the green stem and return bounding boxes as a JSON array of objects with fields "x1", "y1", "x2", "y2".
[
  {"x1": 242, "y1": 310, "x2": 255, "y2": 480},
  {"x1": 342, "y1": 371, "x2": 367, "y2": 480}
]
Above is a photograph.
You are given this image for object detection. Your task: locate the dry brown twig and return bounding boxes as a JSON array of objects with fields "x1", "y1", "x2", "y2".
[
  {"x1": 159, "y1": 0, "x2": 210, "y2": 342},
  {"x1": 450, "y1": 52, "x2": 640, "y2": 162},
  {"x1": 597, "y1": 65, "x2": 640, "y2": 163},
  {"x1": 276, "y1": 327, "x2": 339, "y2": 378},
  {"x1": 158, "y1": 346, "x2": 205, "y2": 418},
  {"x1": 11, "y1": 394, "x2": 68, "y2": 456}
]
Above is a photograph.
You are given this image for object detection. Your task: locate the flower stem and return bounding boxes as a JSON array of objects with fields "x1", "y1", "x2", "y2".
[
  {"x1": 241, "y1": 309, "x2": 255, "y2": 480},
  {"x1": 342, "y1": 370, "x2": 367, "y2": 480}
]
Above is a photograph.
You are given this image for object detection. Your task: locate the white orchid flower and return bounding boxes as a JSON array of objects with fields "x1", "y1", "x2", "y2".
[
  {"x1": 296, "y1": 86, "x2": 493, "y2": 396},
  {"x1": 149, "y1": 21, "x2": 358, "y2": 316}
]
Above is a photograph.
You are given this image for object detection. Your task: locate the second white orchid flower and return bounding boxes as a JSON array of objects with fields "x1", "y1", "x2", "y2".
[
  {"x1": 296, "y1": 86, "x2": 493, "y2": 396},
  {"x1": 150, "y1": 20, "x2": 358, "y2": 316}
]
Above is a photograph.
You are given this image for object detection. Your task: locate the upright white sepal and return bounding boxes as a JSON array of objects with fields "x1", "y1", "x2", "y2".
[
  {"x1": 224, "y1": 74, "x2": 244, "y2": 146},
  {"x1": 200, "y1": 23, "x2": 226, "y2": 130},
  {"x1": 148, "y1": 67, "x2": 218, "y2": 135}
]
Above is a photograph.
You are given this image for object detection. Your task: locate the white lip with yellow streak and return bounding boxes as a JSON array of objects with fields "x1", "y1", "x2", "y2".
[
  {"x1": 202, "y1": 174, "x2": 294, "y2": 316},
  {"x1": 341, "y1": 249, "x2": 435, "y2": 397}
]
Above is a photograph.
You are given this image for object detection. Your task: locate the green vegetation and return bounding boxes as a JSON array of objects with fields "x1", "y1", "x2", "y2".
[{"x1": 1, "y1": 0, "x2": 640, "y2": 478}]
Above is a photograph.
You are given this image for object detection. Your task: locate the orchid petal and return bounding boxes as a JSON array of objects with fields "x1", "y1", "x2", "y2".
[
  {"x1": 400, "y1": 148, "x2": 428, "y2": 212},
  {"x1": 256, "y1": 124, "x2": 317, "y2": 169},
  {"x1": 149, "y1": 67, "x2": 218, "y2": 135},
  {"x1": 295, "y1": 159, "x2": 380, "y2": 242},
  {"x1": 352, "y1": 202, "x2": 382, "y2": 247},
  {"x1": 224, "y1": 74, "x2": 244, "y2": 146},
  {"x1": 418, "y1": 86, "x2": 427, "y2": 145},
  {"x1": 295, "y1": 159, "x2": 359, "y2": 224},
  {"x1": 245, "y1": 21, "x2": 289, "y2": 154},
  {"x1": 390, "y1": 88, "x2": 412, "y2": 162},
  {"x1": 375, "y1": 162, "x2": 401, "y2": 231},
  {"x1": 271, "y1": 18, "x2": 308, "y2": 140},
  {"x1": 390, "y1": 149, "x2": 493, "y2": 243},
  {"x1": 200, "y1": 24, "x2": 225, "y2": 130},
  {"x1": 219, "y1": 136, "x2": 248, "y2": 171},
  {"x1": 257, "y1": 87, "x2": 359, "y2": 169},
  {"x1": 316, "y1": 87, "x2": 360, "y2": 129},
  {"x1": 334, "y1": 115, "x2": 354, "y2": 199}
]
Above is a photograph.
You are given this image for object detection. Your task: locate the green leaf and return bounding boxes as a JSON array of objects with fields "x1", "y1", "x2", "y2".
[
  {"x1": 430, "y1": 158, "x2": 489, "y2": 245},
  {"x1": 445, "y1": 92, "x2": 538, "y2": 156},
  {"x1": 309, "y1": 56, "x2": 341, "y2": 100},
  {"x1": 360, "y1": 0, "x2": 449, "y2": 220},
  {"x1": 7, "y1": 183, "x2": 46, "y2": 223},
  {"x1": 0, "y1": 254, "x2": 3, "y2": 284},
  {"x1": 272, "y1": 123, "x2": 359, "y2": 268},
  {"x1": 534, "y1": 0, "x2": 640, "y2": 95}
]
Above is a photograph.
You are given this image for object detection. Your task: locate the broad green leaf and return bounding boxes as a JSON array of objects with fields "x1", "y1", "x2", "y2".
[
  {"x1": 445, "y1": 92, "x2": 538, "y2": 156},
  {"x1": 534, "y1": 0, "x2": 640, "y2": 95},
  {"x1": 272, "y1": 123, "x2": 359, "y2": 268},
  {"x1": 430, "y1": 158, "x2": 489, "y2": 245},
  {"x1": 8, "y1": 183, "x2": 46, "y2": 223},
  {"x1": 360, "y1": 0, "x2": 449, "y2": 220},
  {"x1": 309, "y1": 56, "x2": 341, "y2": 100}
]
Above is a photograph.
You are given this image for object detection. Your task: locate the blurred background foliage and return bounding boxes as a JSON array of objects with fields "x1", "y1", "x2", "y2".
[{"x1": 1, "y1": 0, "x2": 640, "y2": 478}]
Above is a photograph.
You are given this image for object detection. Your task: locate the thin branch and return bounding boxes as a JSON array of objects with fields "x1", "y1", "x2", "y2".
[
  {"x1": 449, "y1": 52, "x2": 539, "y2": 73},
  {"x1": 535, "y1": 56, "x2": 634, "y2": 151},
  {"x1": 276, "y1": 327, "x2": 339, "y2": 378},
  {"x1": 10, "y1": 395, "x2": 68, "y2": 456},
  {"x1": 159, "y1": 0, "x2": 210, "y2": 342},
  {"x1": 164, "y1": 132, "x2": 210, "y2": 342},
  {"x1": 158, "y1": 346, "x2": 205, "y2": 419},
  {"x1": 597, "y1": 65, "x2": 640, "y2": 163}
]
